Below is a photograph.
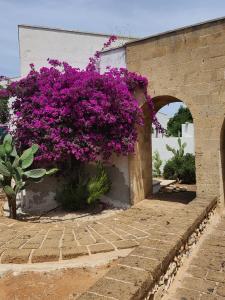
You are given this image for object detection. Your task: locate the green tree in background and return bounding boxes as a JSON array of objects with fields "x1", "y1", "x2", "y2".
[{"x1": 167, "y1": 106, "x2": 193, "y2": 137}]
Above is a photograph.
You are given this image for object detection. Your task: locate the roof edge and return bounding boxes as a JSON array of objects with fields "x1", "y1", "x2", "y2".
[
  {"x1": 18, "y1": 24, "x2": 137, "y2": 40},
  {"x1": 125, "y1": 15, "x2": 225, "y2": 47}
]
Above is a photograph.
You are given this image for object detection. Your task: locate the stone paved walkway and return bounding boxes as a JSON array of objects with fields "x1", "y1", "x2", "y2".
[
  {"x1": 0, "y1": 192, "x2": 208, "y2": 264},
  {"x1": 164, "y1": 215, "x2": 225, "y2": 300}
]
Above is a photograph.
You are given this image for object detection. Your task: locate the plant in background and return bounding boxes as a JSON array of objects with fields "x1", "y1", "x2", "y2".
[
  {"x1": 0, "y1": 134, "x2": 58, "y2": 219},
  {"x1": 166, "y1": 138, "x2": 187, "y2": 160},
  {"x1": 56, "y1": 162, "x2": 111, "y2": 211},
  {"x1": 153, "y1": 150, "x2": 162, "y2": 177},
  {"x1": 86, "y1": 162, "x2": 111, "y2": 205},
  {"x1": 167, "y1": 106, "x2": 193, "y2": 137},
  {"x1": 163, "y1": 138, "x2": 195, "y2": 183}
]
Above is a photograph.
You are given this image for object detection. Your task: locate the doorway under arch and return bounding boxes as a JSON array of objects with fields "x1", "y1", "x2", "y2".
[{"x1": 151, "y1": 96, "x2": 196, "y2": 204}]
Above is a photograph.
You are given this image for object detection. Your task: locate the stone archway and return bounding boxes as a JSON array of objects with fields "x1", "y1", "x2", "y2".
[{"x1": 128, "y1": 94, "x2": 196, "y2": 205}]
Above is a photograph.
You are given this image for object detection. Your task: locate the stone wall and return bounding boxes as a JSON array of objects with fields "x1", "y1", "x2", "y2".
[{"x1": 125, "y1": 18, "x2": 225, "y2": 204}]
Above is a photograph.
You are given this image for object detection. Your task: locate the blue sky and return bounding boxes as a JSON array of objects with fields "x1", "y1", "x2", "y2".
[{"x1": 1, "y1": 0, "x2": 225, "y2": 115}]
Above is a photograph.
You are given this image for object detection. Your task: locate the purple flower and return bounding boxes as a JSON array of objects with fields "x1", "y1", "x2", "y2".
[{"x1": 0, "y1": 36, "x2": 161, "y2": 165}]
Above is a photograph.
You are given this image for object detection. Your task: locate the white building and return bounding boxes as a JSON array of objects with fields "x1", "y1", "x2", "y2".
[{"x1": 18, "y1": 24, "x2": 135, "y2": 76}]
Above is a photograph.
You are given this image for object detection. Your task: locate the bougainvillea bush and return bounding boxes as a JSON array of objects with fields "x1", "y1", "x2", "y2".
[{"x1": 0, "y1": 37, "x2": 161, "y2": 167}]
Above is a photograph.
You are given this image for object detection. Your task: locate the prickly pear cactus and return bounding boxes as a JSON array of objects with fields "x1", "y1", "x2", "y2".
[{"x1": 0, "y1": 134, "x2": 58, "y2": 218}]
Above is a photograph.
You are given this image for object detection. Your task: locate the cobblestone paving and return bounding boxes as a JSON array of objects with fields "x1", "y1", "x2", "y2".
[
  {"x1": 0, "y1": 195, "x2": 209, "y2": 264},
  {"x1": 165, "y1": 215, "x2": 225, "y2": 300}
]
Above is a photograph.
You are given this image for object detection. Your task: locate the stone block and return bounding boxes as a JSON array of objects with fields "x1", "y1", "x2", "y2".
[
  {"x1": 89, "y1": 243, "x2": 115, "y2": 254},
  {"x1": 31, "y1": 248, "x2": 60, "y2": 263},
  {"x1": 1, "y1": 249, "x2": 31, "y2": 263},
  {"x1": 62, "y1": 246, "x2": 88, "y2": 260}
]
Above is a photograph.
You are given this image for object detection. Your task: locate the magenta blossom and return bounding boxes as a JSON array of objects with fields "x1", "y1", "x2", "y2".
[{"x1": 0, "y1": 36, "x2": 162, "y2": 165}]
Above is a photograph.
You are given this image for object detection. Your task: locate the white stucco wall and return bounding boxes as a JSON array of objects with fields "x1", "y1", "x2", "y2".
[
  {"x1": 152, "y1": 136, "x2": 195, "y2": 171},
  {"x1": 19, "y1": 25, "x2": 132, "y2": 76},
  {"x1": 99, "y1": 47, "x2": 126, "y2": 73}
]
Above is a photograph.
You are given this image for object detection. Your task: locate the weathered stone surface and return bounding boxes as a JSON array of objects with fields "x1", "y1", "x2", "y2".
[
  {"x1": 88, "y1": 277, "x2": 142, "y2": 300},
  {"x1": 1, "y1": 249, "x2": 31, "y2": 263},
  {"x1": 89, "y1": 243, "x2": 115, "y2": 254},
  {"x1": 217, "y1": 283, "x2": 225, "y2": 297},
  {"x1": 114, "y1": 239, "x2": 138, "y2": 249},
  {"x1": 106, "y1": 265, "x2": 153, "y2": 289},
  {"x1": 31, "y1": 248, "x2": 60, "y2": 263},
  {"x1": 182, "y1": 277, "x2": 216, "y2": 294},
  {"x1": 62, "y1": 246, "x2": 88, "y2": 260},
  {"x1": 172, "y1": 287, "x2": 201, "y2": 300}
]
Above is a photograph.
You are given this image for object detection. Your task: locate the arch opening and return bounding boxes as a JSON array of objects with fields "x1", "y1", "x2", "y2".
[{"x1": 150, "y1": 96, "x2": 196, "y2": 204}]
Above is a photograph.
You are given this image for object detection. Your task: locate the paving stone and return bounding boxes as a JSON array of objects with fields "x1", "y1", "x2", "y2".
[
  {"x1": 1, "y1": 249, "x2": 31, "y2": 263},
  {"x1": 4, "y1": 238, "x2": 29, "y2": 249},
  {"x1": 119, "y1": 255, "x2": 162, "y2": 279},
  {"x1": 217, "y1": 283, "x2": 225, "y2": 297},
  {"x1": 182, "y1": 277, "x2": 217, "y2": 294},
  {"x1": 114, "y1": 239, "x2": 139, "y2": 249},
  {"x1": 77, "y1": 292, "x2": 112, "y2": 299},
  {"x1": 22, "y1": 242, "x2": 41, "y2": 249},
  {"x1": 89, "y1": 277, "x2": 142, "y2": 300},
  {"x1": 206, "y1": 270, "x2": 225, "y2": 283},
  {"x1": 62, "y1": 234, "x2": 75, "y2": 242},
  {"x1": 200, "y1": 294, "x2": 225, "y2": 300},
  {"x1": 31, "y1": 248, "x2": 60, "y2": 263},
  {"x1": 187, "y1": 265, "x2": 208, "y2": 278},
  {"x1": 62, "y1": 246, "x2": 89, "y2": 259},
  {"x1": 89, "y1": 243, "x2": 115, "y2": 254},
  {"x1": 172, "y1": 287, "x2": 201, "y2": 300},
  {"x1": 131, "y1": 246, "x2": 170, "y2": 265},
  {"x1": 105, "y1": 265, "x2": 153, "y2": 289},
  {"x1": 191, "y1": 256, "x2": 222, "y2": 271}
]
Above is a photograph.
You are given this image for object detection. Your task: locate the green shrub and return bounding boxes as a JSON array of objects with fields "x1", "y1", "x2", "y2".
[
  {"x1": 163, "y1": 153, "x2": 196, "y2": 184},
  {"x1": 153, "y1": 151, "x2": 162, "y2": 177},
  {"x1": 56, "y1": 162, "x2": 111, "y2": 211}
]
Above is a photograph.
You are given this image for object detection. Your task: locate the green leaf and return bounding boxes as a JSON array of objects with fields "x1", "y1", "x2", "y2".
[
  {"x1": 3, "y1": 134, "x2": 12, "y2": 145},
  {"x1": 24, "y1": 168, "x2": 46, "y2": 178},
  {"x1": 0, "y1": 145, "x2": 5, "y2": 158},
  {"x1": 10, "y1": 146, "x2": 17, "y2": 157},
  {"x1": 31, "y1": 144, "x2": 39, "y2": 154},
  {"x1": 5, "y1": 161, "x2": 13, "y2": 174},
  {"x1": 3, "y1": 185, "x2": 16, "y2": 197},
  {"x1": 4, "y1": 141, "x2": 13, "y2": 154},
  {"x1": 20, "y1": 147, "x2": 33, "y2": 161},
  {"x1": 20, "y1": 148, "x2": 34, "y2": 169},
  {"x1": 46, "y1": 168, "x2": 58, "y2": 175},
  {"x1": 0, "y1": 161, "x2": 10, "y2": 177},
  {"x1": 12, "y1": 156, "x2": 20, "y2": 168}
]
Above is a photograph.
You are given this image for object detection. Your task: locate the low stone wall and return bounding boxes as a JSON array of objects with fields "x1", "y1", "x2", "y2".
[
  {"x1": 77, "y1": 196, "x2": 217, "y2": 300},
  {"x1": 145, "y1": 206, "x2": 216, "y2": 299}
]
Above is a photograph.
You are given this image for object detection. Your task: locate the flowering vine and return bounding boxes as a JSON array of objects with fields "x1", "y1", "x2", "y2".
[{"x1": 0, "y1": 36, "x2": 162, "y2": 165}]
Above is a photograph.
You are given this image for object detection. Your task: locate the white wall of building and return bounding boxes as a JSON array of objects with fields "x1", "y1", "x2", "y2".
[
  {"x1": 19, "y1": 25, "x2": 133, "y2": 76},
  {"x1": 99, "y1": 48, "x2": 126, "y2": 72},
  {"x1": 182, "y1": 123, "x2": 194, "y2": 137},
  {"x1": 152, "y1": 136, "x2": 195, "y2": 172}
]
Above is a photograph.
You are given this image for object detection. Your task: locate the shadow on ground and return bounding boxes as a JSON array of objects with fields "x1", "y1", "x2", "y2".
[{"x1": 148, "y1": 184, "x2": 196, "y2": 204}]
